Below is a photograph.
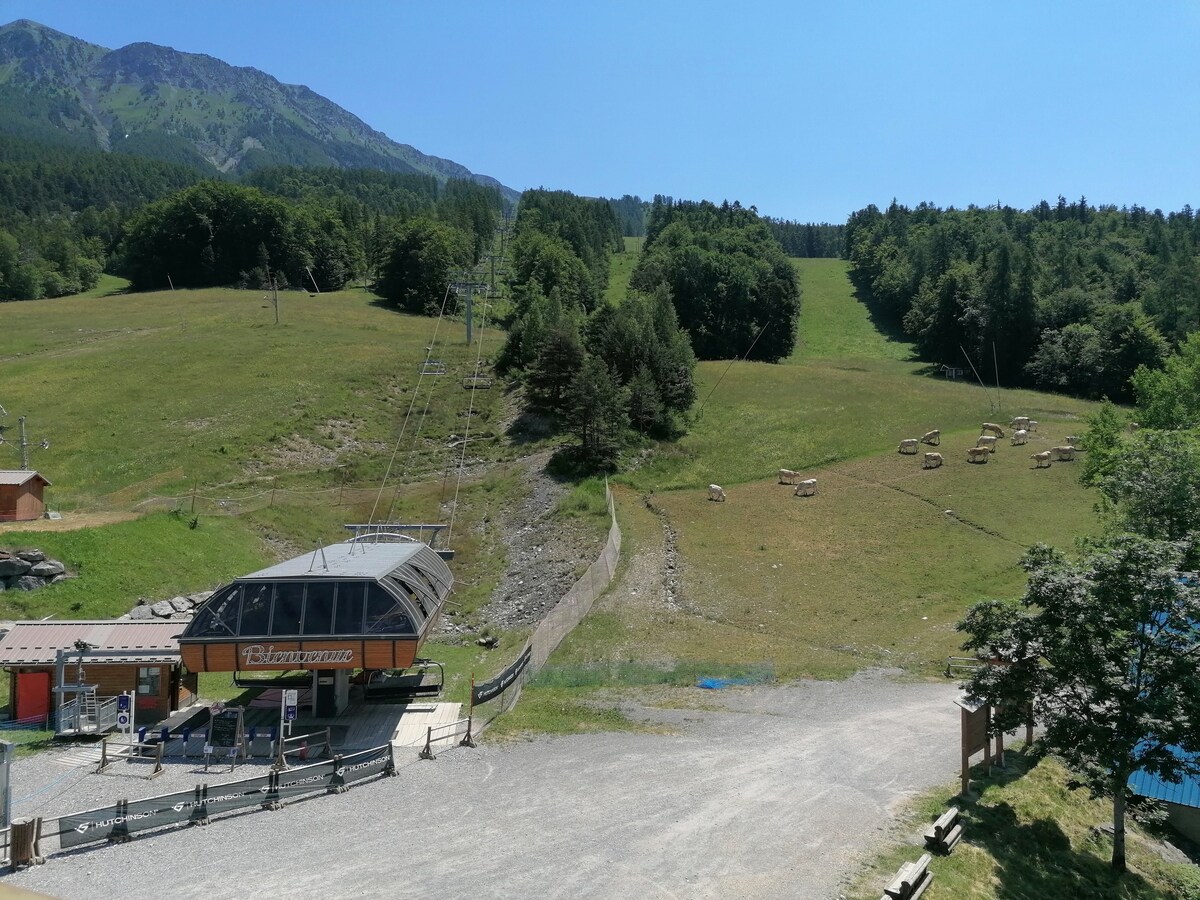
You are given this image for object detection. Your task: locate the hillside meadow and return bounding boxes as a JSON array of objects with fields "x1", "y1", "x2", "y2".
[{"x1": 536, "y1": 256, "x2": 1104, "y2": 683}]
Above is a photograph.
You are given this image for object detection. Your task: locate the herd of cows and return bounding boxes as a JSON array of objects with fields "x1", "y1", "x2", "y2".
[
  {"x1": 705, "y1": 415, "x2": 1097, "y2": 503},
  {"x1": 897, "y1": 416, "x2": 1083, "y2": 470}
]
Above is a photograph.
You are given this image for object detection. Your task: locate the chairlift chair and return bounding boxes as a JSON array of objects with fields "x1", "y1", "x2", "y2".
[{"x1": 362, "y1": 658, "x2": 444, "y2": 703}]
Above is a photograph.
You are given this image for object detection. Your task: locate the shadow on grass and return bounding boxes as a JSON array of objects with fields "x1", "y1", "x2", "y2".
[
  {"x1": 959, "y1": 751, "x2": 1161, "y2": 899},
  {"x1": 846, "y1": 270, "x2": 920, "y2": 361}
]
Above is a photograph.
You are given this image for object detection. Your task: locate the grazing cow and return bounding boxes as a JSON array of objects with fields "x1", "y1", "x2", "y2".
[
  {"x1": 976, "y1": 434, "x2": 999, "y2": 453},
  {"x1": 923, "y1": 452, "x2": 944, "y2": 469},
  {"x1": 794, "y1": 478, "x2": 817, "y2": 497},
  {"x1": 1065, "y1": 435, "x2": 1082, "y2": 449},
  {"x1": 1031, "y1": 451, "x2": 1052, "y2": 468},
  {"x1": 1128, "y1": 422, "x2": 1141, "y2": 433},
  {"x1": 1027, "y1": 420, "x2": 1039, "y2": 432},
  {"x1": 967, "y1": 446, "x2": 991, "y2": 463},
  {"x1": 920, "y1": 429, "x2": 941, "y2": 446},
  {"x1": 1052, "y1": 446, "x2": 1076, "y2": 461},
  {"x1": 981, "y1": 422, "x2": 1006, "y2": 438},
  {"x1": 1011, "y1": 429, "x2": 1029, "y2": 446},
  {"x1": 778, "y1": 468, "x2": 800, "y2": 485},
  {"x1": 1010, "y1": 416, "x2": 1031, "y2": 430},
  {"x1": 707, "y1": 484, "x2": 726, "y2": 502},
  {"x1": 898, "y1": 439, "x2": 920, "y2": 454}
]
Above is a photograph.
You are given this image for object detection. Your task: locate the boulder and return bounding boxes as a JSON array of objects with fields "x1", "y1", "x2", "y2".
[
  {"x1": 128, "y1": 605, "x2": 154, "y2": 620},
  {"x1": 169, "y1": 596, "x2": 193, "y2": 613},
  {"x1": 150, "y1": 601, "x2": 176, "y2": 618},
  {"x1": 9, "y1": 575, "x2": 43, "y2": 592},
  {"x1": 188, "y1": 590, "x2": 214, "y2": 605},
  {"x1": 49, "y1": 574, "x2": 68, "y2": 585},
  {"x1": 0, "y1": 557, "x2": 31, "y2": 578},
  {"x1": 15, "y1": 549, "x2": 45, "y2": 563},
  {"x1": 30, "y1": 560, "x2": 65, "y2": 578}
]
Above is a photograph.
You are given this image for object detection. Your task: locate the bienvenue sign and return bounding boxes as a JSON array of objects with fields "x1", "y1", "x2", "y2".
[{"x1": 240, "y1": 644, "x2": 355, "y2": 668}]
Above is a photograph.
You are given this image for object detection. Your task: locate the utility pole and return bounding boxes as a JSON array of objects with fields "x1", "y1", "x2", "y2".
[{"x1": 0, "y1": 415, "x2": 50, "y2": 470}]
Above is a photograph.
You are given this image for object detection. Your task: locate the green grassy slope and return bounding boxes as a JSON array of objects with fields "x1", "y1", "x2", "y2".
[
  {"x1": 0, "y1": 287, "x2": 510, "y2": 507},
  {"x1": 563, "y1": 256, "x2": 1104, "y2": 680}
]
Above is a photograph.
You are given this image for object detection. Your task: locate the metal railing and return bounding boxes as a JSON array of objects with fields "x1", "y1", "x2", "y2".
[
  {"x1": 57, "y1": 696, "x2": 120, "y2": 735},
  {"x1": 945, "y1": 656, "x2": 985, "y2": 678},
  {"x1": 417, "y1": 719, "x2": 473, "y2": 760}
]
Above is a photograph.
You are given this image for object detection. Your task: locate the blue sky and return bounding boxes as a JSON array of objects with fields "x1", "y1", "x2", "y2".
[{"x1": 2, "y1": 1, "x2": 1197, "y2": 222}]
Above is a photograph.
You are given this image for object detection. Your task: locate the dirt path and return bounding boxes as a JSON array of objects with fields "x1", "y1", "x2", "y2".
[{"x1": 0, "y1": 511, "x2": 138, "y2": 533}]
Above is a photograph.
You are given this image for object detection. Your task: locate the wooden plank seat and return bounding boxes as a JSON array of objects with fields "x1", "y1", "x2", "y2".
[
  {"x1": 923, "y1": 806, "x2": 963, "y2": 854},
  {"x1": 881, "y1": 852, "x2": 932, "y2": 900}
]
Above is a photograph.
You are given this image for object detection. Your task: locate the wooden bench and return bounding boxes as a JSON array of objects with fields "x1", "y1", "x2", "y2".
[
  {"x1": 880, "y1": 852, "x2": 932, "y2": 900},
  {"x1": 924, "y1": 806, "x2": 963, "y2": 854}
]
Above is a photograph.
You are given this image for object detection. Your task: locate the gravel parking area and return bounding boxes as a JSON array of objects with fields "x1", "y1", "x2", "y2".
[{"x1": 7, "y1": 670, "x2": 961, "y2": 900}]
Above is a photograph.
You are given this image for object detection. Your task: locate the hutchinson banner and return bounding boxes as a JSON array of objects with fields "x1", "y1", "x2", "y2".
[{"x1": 472, "y1": 644, "x2": 532, "y2": 706}]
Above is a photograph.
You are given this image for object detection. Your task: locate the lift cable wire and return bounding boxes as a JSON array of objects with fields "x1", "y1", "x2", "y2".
[
  {"x1": 446, "y1": 277, "x2": 494, "y2": 546},
  {"x1": 367, "y1": 280, "x2": 455, "y2": 529}
]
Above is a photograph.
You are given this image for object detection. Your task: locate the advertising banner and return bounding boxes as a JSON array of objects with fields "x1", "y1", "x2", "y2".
[
  {"x1": 190, "y1": 773, "x2": 274, "y2": 818},
  {"x1": 272, "y1": 759, "x2": 337, "y2": 800},
  {"x1": 58, "y1": 788, "x2": 197, "y2": 848},
  {"x1": 335, "y1": 746, "x2": 392, "y2": 786},
  {"x1": 472, "y1": 645, "x2": 532, "y2": 706}
]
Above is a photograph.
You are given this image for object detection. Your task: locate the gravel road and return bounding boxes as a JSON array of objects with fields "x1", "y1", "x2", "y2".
[{"x1": 8, "y1": 670, "x2": 961, "y2": 900}]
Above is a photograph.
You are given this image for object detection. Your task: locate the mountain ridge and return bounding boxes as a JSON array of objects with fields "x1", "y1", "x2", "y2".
[{"x1": 0, "y1": 18, "x2": 518, "y2": 201}]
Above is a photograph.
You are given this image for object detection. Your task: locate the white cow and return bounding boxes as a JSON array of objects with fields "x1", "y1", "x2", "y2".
[
  {"x1": 707, "y1": 484, "x2": 726, "y2": 502},
  {"x1": 1052, "y1": 446, "x2": 1076, "y2": 461},
  {"x1": 1010, "y1": 416, "x2": 1031, "y2": 430},
  {"x1": 1128, "y1": 421, "x2": 1141, "y2": 433},
  {"x1": 967, "y1": 446, "x2": 991, "y2": 463},
  {"x1": 920, "y1": 429, "x2": 941, "y2": 446},
  {"x1": 981, "y1": 422, "x2": 1006, "y2": 438},
  {"x1": 1065, "y1": 435, "x2": 1082, "y2": 449},
  {"x1": 923, "y1": 452, "x2": 944, "y2": 469},
  {"x1": 794, "y1": 478, "x2": 817, "y2": 497},
  {"x1": 1031, "y1": 451, "x2": 1052, "y2": 468},
  {"x1": 1011, "y1": 429, "x2": 1029, "y2": 446},
  {"x1": 778, "y1": 468, "x2": 800, "y2": 485},
  {"x1": 1027, "y1": 420, "x2": 1039, "y2": 432},
  {"x1": 898, "y1": 439, "x2": 920, "y2": 454},
  {"x1": 976, "y1": 434, "x2": 999, "y2": 453}
]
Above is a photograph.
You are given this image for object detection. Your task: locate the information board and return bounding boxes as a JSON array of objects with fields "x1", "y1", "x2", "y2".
[{"x1": 209, "y1": 708, "x2": 243, "y2": 750}]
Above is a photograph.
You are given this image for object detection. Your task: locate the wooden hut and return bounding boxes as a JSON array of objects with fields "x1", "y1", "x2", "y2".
[
  {"x1": 0, "y1": 471, "x2": 50, "y2": 522},
  {"x1": 0, "y1": 620, "x2": 196, "y2": 729}
]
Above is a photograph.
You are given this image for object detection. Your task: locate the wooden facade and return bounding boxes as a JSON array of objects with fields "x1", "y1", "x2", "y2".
[
  {"x1": 8, "y1": 663, "x2": 196, "y2": 725},
  {"x1": 179, "y1": 638, "x2": 420, "y2": 673},
  {"x1": 0, "y1": 471, "x2": 50, "y2": 522}
]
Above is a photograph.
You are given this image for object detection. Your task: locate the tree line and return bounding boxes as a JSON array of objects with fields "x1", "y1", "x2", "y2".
[
  {"x1": 843, "y1": 198, "x2": 1200, "y2": 402},
  {"x1": 497, "y1": 189, "x2": 697, "y2": 469},
  {"x1": 763, "y1": 218, "x2": 845, "y2": 258},
  {"x1": 0, "y1": 134, "x2": 505, "y2": 300},
  {"x1": 630, "y1": 197, "x2": 801, "y2": 362}
]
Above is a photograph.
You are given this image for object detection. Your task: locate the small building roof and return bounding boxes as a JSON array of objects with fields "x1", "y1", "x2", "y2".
[
  {"x1": 0, "y1": 620, "x2": 183, "y2": 666},
  {"x1": 0, "y1": 470, "x2": 50, "y2": 487},
  {"x1": 1129, "y1": 750, "x2": 1200, "y2": 809}
]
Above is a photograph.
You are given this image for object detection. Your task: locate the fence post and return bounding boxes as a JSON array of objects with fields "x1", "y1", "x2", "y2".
[
  {"x1": 419, "y1": 726, "x2": 435, "y2": 760},
  {"x1": 150, "y1": 741, "x2": 165, "y2": 778}
]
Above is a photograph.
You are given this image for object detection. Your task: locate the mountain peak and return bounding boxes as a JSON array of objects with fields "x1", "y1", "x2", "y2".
[{"x1": 0, "y1": 19, "x2": 517, "y2": 200}]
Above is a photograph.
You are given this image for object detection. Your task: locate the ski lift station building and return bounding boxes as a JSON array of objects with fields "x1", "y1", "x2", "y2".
[
  {"x1": 178, "y1": 538, "x2": 454, "y2": 717},
  {"x1": 0, "y1": 470, "x2": 50, "y2": 521}
]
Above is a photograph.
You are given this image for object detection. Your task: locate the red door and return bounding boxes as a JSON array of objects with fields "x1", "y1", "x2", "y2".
[{"x1": 16, "y1": 671, "x2": 51, "y2": 723}]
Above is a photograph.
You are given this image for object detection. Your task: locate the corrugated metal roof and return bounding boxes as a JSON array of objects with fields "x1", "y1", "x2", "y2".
[
  {"x1": 0, "y1": 620, "x2": 184, "y2": 666},
  {"x1": 1128, "y1": 749, "x2": 1200, "y2": 809},
  {"x1": 0, "y1": 470, "x2": 50, "y2": 487},
  {"x1": 240, "y1": 540, "x2": 426, "y2": 580}
]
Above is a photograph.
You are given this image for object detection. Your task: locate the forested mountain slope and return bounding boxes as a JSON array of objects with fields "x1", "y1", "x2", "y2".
[{"x1": 0, "y1": 18, "x2": 517, "y2": 201}]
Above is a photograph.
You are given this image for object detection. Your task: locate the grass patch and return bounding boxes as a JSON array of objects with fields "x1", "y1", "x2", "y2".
[
  {"x1": 0, "y1": 511, "x2": 273, "y2": 619},
  {"x1": 0, "y1": 286, "x2": 515, "y2": 508},
  {"x1": 605, "y1": 236, "x2": 644, "y2": 304},
  {"x1": 481, "y1": 685, "x2": 644, "y2": 739},
  {"x1": 0, "y1": 727, "x2": 56, "y2": 758},
  {"x1": 74, "y1": 273, "x2": 131, "y2": 300},
  {"x1": 848, "y1": 749, "x2": 1200, "y2": 899}
]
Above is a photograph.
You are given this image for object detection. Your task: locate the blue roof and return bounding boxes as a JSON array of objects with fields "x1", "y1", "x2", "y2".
[{"x1": 1128, "y1": 749, "x2": 1200, "y2": 808}]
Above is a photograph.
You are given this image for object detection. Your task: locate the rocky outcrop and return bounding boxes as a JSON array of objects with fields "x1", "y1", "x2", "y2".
[
  {"x1": 0, "y1": 549, "x2": 68, "y2": 592},
  {"x1": 121, "y1": 590, "x2": 213, "y2": 621}
]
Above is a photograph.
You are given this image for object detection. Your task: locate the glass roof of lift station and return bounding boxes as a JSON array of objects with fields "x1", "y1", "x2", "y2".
[{"x1": 181, "y1": 540, "x2": 455, "y2": 642}]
